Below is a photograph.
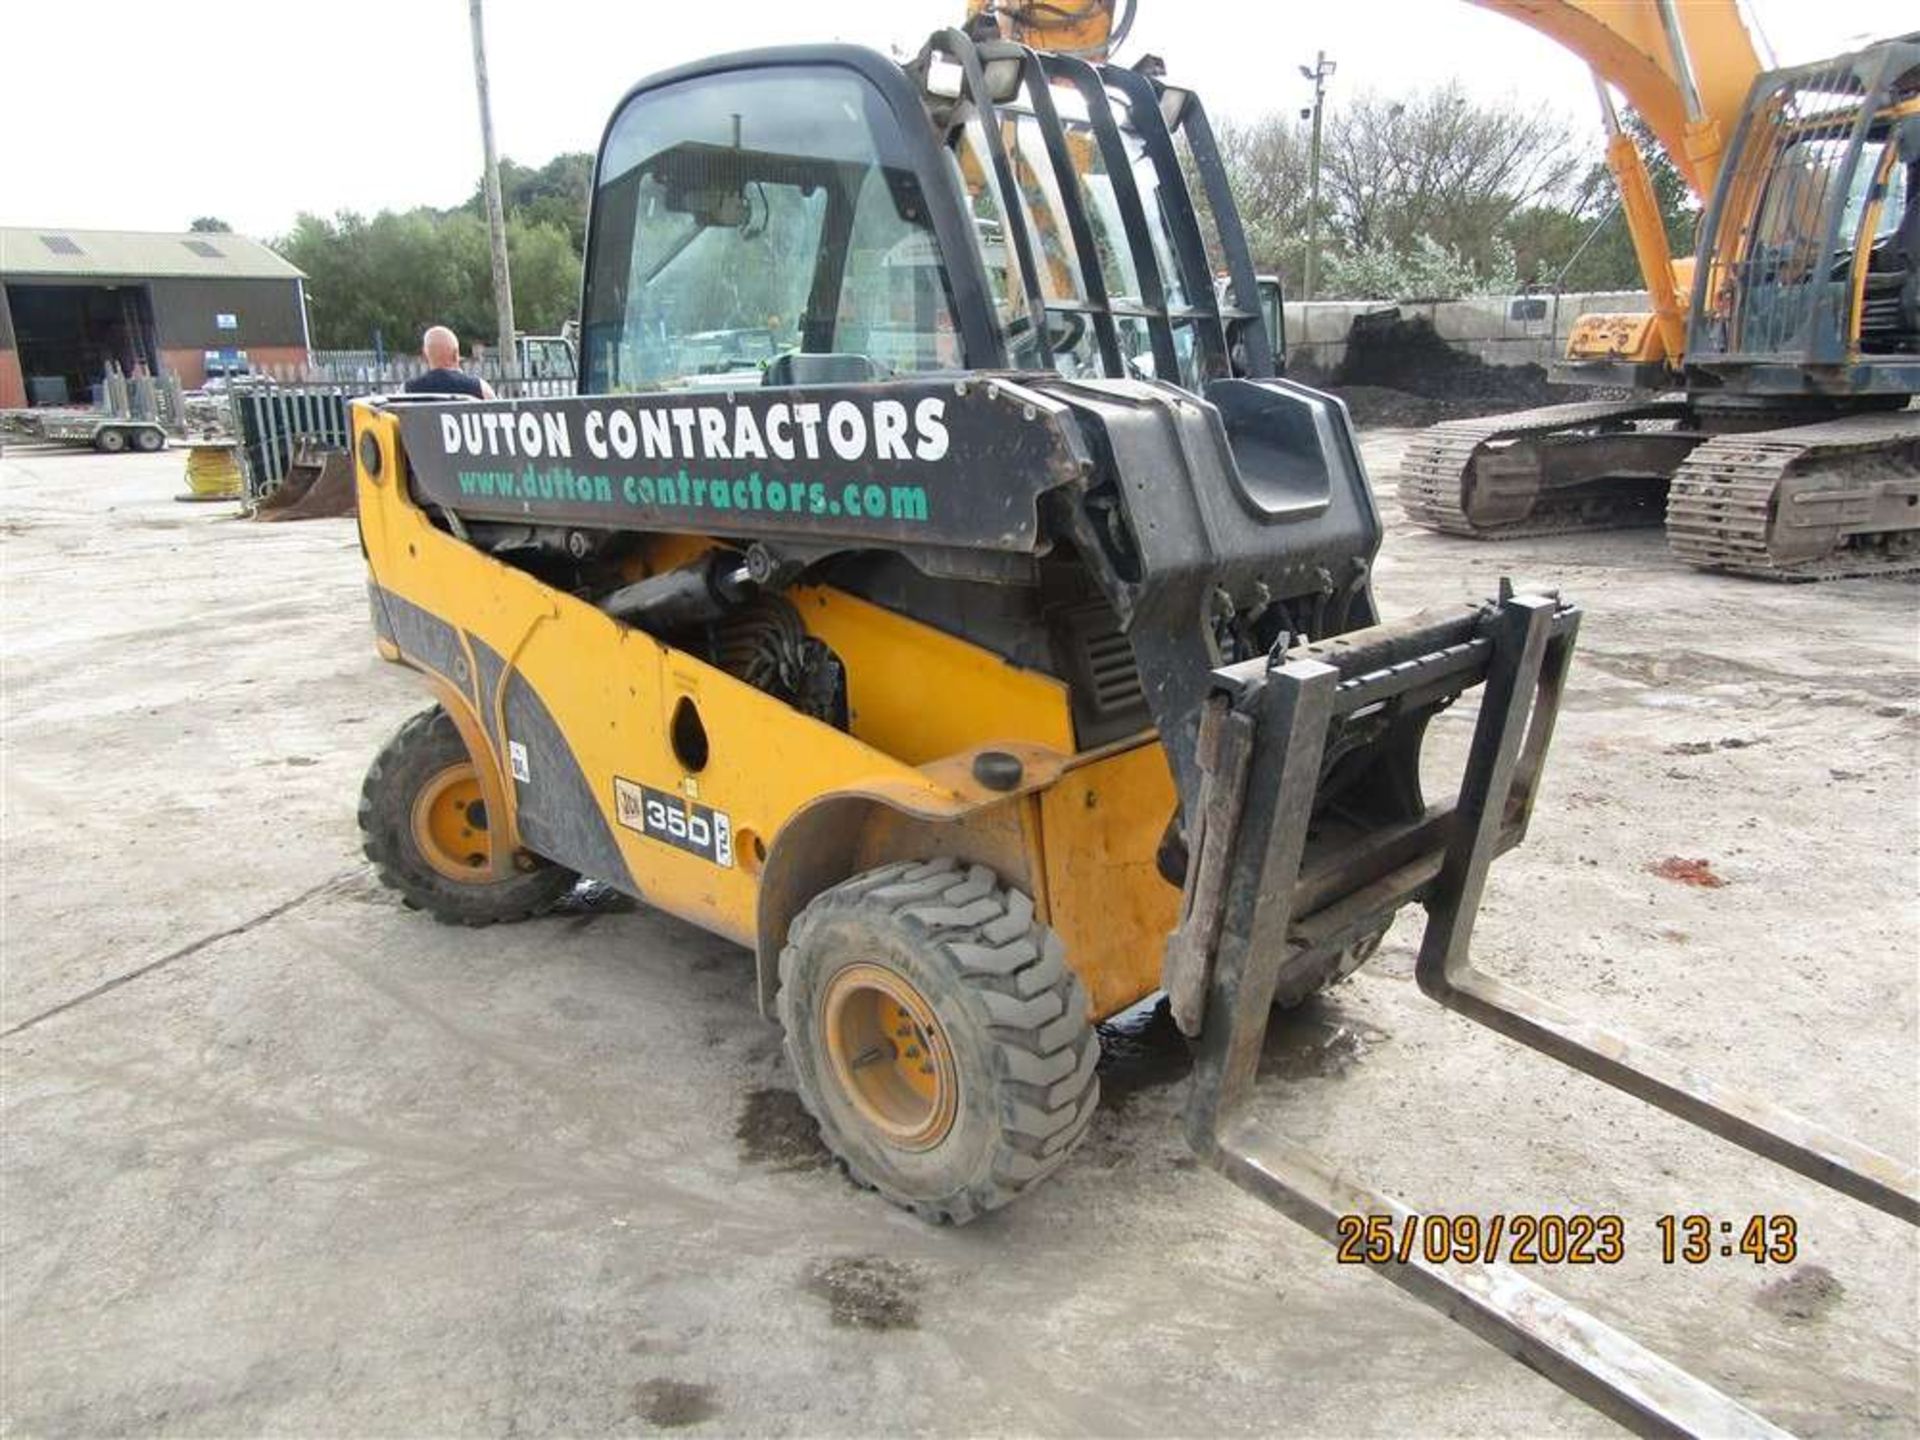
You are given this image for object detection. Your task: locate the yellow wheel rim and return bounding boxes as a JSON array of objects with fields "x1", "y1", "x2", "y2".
[
  {"x1": 822, "y1": 963, "x2": 958, "y2": 1151},
  {"x1": 409, "y1": 763, "x2": 493, "y2": 881}
]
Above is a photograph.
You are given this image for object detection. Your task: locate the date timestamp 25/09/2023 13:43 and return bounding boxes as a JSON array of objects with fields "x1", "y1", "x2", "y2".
[{"x1": 1334, "y1": 1213, "x2": 1800, "y2": 1266}]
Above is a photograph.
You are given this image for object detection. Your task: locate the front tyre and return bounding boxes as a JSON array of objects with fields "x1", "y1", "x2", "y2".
[
  {"x1": 777, "y1": 859, "x2": 1100, "y2": 1224},
  {"x1": 359, "y1": 706, "x2": 577, "y2": 925}
]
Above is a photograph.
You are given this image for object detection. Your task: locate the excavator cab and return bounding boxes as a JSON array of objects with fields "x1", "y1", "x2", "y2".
[
  {"x1": 350, "y1": 27, "x2": 1914, "y2": 1434},
  {"x1": 1688, "y1": 35, "x2": 1920, "y2": 383}
]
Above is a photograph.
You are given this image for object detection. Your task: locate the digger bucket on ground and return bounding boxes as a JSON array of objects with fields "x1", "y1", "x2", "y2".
[
  {"x1": 252, "y1": 447, "x2": 356, "y2": 522},
  {"x1": 1164, "y1": 590, "x2": 1917, "y2": 1438}
]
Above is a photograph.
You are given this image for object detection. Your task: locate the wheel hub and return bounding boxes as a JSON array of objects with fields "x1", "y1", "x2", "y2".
[
  {"x1": 410, "y1": 763, "x2": 493, "y2": 880},
  {"x1": 821, "y1": 963, "x2": 957, "y2": 1150}
]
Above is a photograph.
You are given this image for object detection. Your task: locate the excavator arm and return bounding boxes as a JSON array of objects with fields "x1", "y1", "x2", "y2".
[
  {"x1": 1471, "y1": 2, "x2": 1762, "y2": 371},
  {"x1": 1470, "y1": 0, "x2": 1759, "y2": 199}
]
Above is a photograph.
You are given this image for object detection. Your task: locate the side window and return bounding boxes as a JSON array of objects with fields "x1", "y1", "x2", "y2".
[
  {"x1": 838, "y1": 170, "x2": 963, "y2": 370},
  {"x1": 944, "y1": 99, "x2": 1114, "y2": 378},
  {"x1": 948, "y1": 115, "x2": 1042, "y2": 366}
]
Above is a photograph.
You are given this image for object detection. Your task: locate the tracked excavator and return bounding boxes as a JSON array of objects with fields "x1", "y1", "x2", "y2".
[
  {"x1": 347, "y1": 1, "x2": 1914, "y2": 1432},
  {"x1": 1396, "y1": 1, "x2": 1920, "y2": 578}
]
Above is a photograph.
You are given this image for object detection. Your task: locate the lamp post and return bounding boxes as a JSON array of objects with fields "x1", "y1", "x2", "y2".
[
  {"x1": 469, "y1": 0, "x2": 516, "y2": 372},
  {"x1": 1299, "y1": 51, "x2": 1336, "y2": 301}
]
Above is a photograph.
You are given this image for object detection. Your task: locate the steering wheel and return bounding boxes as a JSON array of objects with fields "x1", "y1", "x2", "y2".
[{"x1": 1005, "y1": 308, "x2": 1088, "y2": 357}]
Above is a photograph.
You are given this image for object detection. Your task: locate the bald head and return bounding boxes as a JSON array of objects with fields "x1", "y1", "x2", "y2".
[{"x1": 421, "y1": 326, "x2": 461, "y2": 368}]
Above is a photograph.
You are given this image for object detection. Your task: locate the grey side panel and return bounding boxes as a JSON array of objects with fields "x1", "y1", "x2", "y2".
[
  {"x1": 467, "y1": 633, "x2": 507, "y2": 756},
  {"x1": 466, "y1": 632, "x2": 636, "y2": 893},
  {"x1": 371, "y1": 584, "x2": 635, "y2": 892},
  {"x1": 369, "y1": 583, "x2": 473, "y2": 707}
]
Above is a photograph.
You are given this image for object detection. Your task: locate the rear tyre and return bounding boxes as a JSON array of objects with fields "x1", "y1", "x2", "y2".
[
  {"x1": 358, "y1": 706, "x2": 577, "y2": 925},
  {"x1": 777, "y1": 858, "x2": 1100, "y2": 1224},
  {"x1": 93, "y1": 427, "x2": 127, "y2": 454},
  {"x1": 132, "y1": 427, "x2": 164, "y2": 453}
]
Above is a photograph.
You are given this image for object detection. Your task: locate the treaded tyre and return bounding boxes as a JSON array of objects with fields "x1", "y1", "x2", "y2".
[
  {"x1": 93, "y1": 427, "x2": 127, "y2": 454},
  {"x1": 777, "y1": 858, "x2": 1099, "y2": 1223},
  {"x1": 1271, "y1": 927, "x2": 1388, "y2": 1009},
  {"x1": 132, "y1": 427, "x2": 164, "y2": 453},
  {"x1": 359, "y1": 706, "x2": 577, "y2": 925}
]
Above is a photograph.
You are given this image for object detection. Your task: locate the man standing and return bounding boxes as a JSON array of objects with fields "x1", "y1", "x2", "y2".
[{"x1": 404, "y1": 326, "x2": 495, "y2": 399}]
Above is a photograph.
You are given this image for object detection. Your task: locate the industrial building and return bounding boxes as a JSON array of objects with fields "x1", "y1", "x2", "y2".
[{"x1": 0, "y1": 227, "x2": 309, "y2": 406}]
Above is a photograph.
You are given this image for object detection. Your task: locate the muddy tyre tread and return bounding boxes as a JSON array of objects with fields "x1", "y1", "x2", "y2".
[
  {"x1": 777, "y1": 858, "x2": 1099, "y2": 1224},
  {"x1": 358, "y1": 706, "x2": 576, "y2": 926}
]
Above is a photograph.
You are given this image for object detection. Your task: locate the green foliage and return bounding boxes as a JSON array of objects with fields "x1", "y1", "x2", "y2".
[
  {"x1": 463, "y1": 152, "x2": 595, "y2": 255},
  {"x1": 1325, "y1": 234, "x2": 1519, "y2": 302},
  {"x1": 272, "y1": 149, "x2": 595, "y2": 352},
  {"x1": 277, "y1": 208, "x2": 579, "y2": 351},
  {"x1": 188, "y1": 217, "x2": 232, "y2": 233}
]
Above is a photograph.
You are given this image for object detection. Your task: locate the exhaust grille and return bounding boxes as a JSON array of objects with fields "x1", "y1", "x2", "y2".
[{"x1": 1052, "y1": 599, "x2": 1150, "y2": 747}]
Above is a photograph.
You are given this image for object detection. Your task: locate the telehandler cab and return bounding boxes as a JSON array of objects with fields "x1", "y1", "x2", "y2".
[{"x1": 349, "y1": 25, "x2": 1915, "y2": 1435}]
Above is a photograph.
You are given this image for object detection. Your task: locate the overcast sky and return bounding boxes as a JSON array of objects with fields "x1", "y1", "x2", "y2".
[{"x1": 1, "y1": 0, "x2": 1904, "y2": 239}]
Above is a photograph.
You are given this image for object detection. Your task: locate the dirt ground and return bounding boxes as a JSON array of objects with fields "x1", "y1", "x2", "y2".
[{"x1": 3, "y1": 436, "x2": 1915, "y2": 1436}]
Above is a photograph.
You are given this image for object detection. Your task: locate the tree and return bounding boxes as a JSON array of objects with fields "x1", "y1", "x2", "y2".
[
  {"x1": 1217, "y1": 83, "x2": 1587, "y2": 300},
  {"x1": 188, "y1": 217, "x2": 232, "y2": 233},
  {"x1": 1213, "y1": 83, "x2": 1705, "y2": 302},
  {"x1": 464, "y1": 152, "x2": 595, "y2": 255},
  {"x1": 1318, "y1": 85, "x2": 1581, "y2": 281},
  {"x1": 275, "y1": 207, "x2": 579, "y2": 350},
  {"x1": 1207, "y1": 116, "x2": 1313, "y2": 294},
  {"x1": 1506, "y1": 111, "x2": 1696, "y2": 293}
]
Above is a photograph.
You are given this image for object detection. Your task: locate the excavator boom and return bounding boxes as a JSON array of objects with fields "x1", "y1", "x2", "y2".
[{"x1": 1469, "y1": 0, "x2": 1759, "y2": 198}]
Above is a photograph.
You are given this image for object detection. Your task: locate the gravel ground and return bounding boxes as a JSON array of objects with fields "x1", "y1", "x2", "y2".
[{"x1": 3, "y1": 436, "x2": 1915, "y2": 1436}]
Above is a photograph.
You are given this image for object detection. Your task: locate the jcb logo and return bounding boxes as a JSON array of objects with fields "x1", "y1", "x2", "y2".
[{"x1": 614, "y1": 777, "x2": 732, "y2": 868}]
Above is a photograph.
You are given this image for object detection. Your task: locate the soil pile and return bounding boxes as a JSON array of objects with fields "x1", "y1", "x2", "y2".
[{"x1": 1300, "y1": 307, "x2": 1603, "y2": 427}]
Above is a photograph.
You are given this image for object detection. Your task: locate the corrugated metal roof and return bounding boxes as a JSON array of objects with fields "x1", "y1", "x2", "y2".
[{"x1": 0, "y1": 227, "x2": 305, "y2": 281}]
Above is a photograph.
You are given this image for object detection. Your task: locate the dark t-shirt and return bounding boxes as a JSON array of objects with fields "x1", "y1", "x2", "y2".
[{"x1": 404, "y1": 366, "x2": 486, "y2": 398}]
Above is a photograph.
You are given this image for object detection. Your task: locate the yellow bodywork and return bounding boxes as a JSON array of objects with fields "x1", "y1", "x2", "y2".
[
  {"x1": 353, "y1": 403, "x2": 1178, "y2": 1022},
  {"x1": 1565, "y1": 311, "x2": 1663, "y2": 365}
]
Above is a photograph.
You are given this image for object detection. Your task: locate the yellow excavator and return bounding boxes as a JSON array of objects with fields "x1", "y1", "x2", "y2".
[{"x1": 1395, "y1": 1, "x2": 1920, "y2": 579}]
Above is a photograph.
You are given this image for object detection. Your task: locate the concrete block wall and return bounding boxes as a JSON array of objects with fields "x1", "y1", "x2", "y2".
[{"x1": 1282, "y1": 291, "x2": 1649, "y2": 374}]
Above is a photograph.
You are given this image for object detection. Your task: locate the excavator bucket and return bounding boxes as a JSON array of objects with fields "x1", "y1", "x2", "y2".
[
  {"x1": 251, "y1": 445, "x2": 357, "y2": 522},
  {"x1": 1164, "y1": 588, "x2": 1917, "y2": 1437}
]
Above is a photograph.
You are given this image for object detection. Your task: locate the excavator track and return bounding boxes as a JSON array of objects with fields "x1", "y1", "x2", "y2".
[
  {"x1": 1666, "y1": 410, "x2": 1920, "y2": 580},
  {"x1": 1397, "y1": 398, "x2": 1690, "y2": 538}
]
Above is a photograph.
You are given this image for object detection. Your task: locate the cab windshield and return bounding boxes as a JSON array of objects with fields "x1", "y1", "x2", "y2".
[{"x1": 583, "y1": 66, "x2": 962, "y2": 391}]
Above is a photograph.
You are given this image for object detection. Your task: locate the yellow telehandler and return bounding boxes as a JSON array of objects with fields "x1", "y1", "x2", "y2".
[{"x1": 348, "y1": 10, "x2": 1914, "y2": 1432}]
